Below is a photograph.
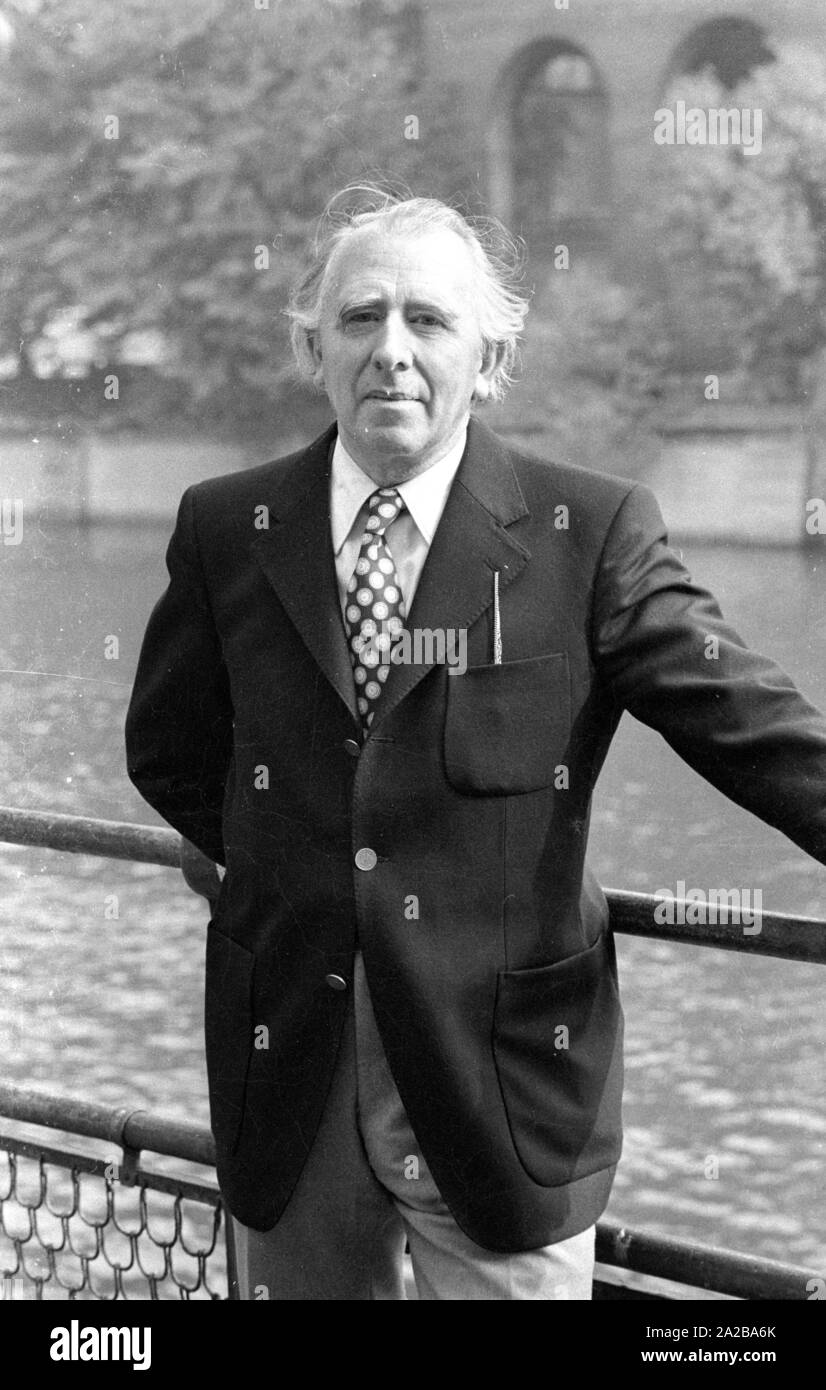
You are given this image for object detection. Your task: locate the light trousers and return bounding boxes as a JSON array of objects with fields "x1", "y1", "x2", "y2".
[{"x1": 232, "y1": 953, "x2": 595, "y2": 1300}]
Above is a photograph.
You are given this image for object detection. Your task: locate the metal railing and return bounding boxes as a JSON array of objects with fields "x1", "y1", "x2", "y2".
[
  {"x1": 1, "y1": 802, "x2": 825, "y2": 1301},
  {"x1": 3, "y1": 804, "x2": 824, "y2": 963},
  {"x1": 0, "y1": 1085, "x2": 227, "y2": 1300}
]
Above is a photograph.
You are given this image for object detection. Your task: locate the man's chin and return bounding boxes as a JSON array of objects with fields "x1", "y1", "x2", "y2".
[
  {"x1": 353, "y1": 421, "x2": 424, "y2": 457},
  {"x1": 341, "y1": 422, "x2": 434, "y2": 480}
]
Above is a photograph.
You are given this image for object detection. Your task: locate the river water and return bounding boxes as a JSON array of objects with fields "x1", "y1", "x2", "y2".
[{"x1": 1, "y1": 518, "x2": 824, "y2": 1278}]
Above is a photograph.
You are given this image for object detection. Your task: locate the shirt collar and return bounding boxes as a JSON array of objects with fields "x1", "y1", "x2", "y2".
[{"x1": 330, "y1": 422, "x2": 469, "y2": 555}]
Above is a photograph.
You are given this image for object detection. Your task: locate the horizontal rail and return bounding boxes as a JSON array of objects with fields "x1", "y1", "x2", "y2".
[
  {"x1": 0, "y1": 1083, "x2": 820, "y2": 1300},
  {"x1": 0, "y1": 1083, "x2": 215, "y2": 1169},
  {"x1": 0, "y1": 1131, "x2": 221, "y2": 1207},
  {"x1": 607, "y1": 888, "x2": 826, "y2": 964},
  {"x1": 0, "y1": 805, "x2": 180, "y2": 868},
  {"x1": 596, "y1": 1222, "x2": 820, "y2": 1301},
  {"x1": 1, "y1": 804, "x2": 824, "y2": 961}
]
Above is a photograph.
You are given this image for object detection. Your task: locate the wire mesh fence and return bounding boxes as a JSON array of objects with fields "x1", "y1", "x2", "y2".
[
  {"x1": 0, "y1": 1126, "x2": 229, "y2": 1301},
  {"x1": 2, "y1": 1094, "x2": 823, "y2": 1303}
]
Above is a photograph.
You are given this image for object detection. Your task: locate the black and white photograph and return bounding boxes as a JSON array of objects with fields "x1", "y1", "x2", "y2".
[{"x1": 0, "y1": 0, "x2": 824, "y2": 1344}]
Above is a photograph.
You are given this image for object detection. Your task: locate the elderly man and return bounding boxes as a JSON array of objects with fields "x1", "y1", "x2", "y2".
[{"x1": 125, "y1": 188, "x2": 826, "y2": 1300}]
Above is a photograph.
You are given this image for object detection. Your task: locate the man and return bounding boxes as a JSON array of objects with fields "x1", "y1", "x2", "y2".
[{"x1": 125, "y1": 188, "x2": 826, "y2": 1300}]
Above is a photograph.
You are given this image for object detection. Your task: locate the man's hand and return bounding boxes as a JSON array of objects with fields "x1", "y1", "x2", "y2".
[{"x1": 180, "y1": 837, "x2": 224, "y2": 909}]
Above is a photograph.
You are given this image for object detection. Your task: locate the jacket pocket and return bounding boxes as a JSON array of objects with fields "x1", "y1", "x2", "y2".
[
  {"x1": 492, "y1": 933, "x2": 623, "y2": 1187},
  {"x1": 204, "y1": 922, "x2": 255, "y2": 1156},
  {"x1": 443, "y1": 651, "x2": 570, "y2": 794}
]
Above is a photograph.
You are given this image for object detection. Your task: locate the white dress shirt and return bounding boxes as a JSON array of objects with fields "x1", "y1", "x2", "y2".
[{"x1": 330, "y1": 423, "x2": 469, "y2": 623}]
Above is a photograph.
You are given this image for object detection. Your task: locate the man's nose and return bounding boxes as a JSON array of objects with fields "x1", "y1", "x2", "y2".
[{"x1": 371, "y1": 317, "x2": 413, "y2": 372}]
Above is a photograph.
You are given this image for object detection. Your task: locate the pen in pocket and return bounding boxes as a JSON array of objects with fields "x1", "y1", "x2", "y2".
[{"x1": 493, "y1": 570, "x2": 502, "y2": 665}]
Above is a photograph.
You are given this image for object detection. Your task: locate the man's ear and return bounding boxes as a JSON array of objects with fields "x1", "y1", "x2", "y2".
[
  {"x1": 307, "y1": 330, "x2": 324, "y2": 383},
  {"x1": 473, "y1": 342, "x2": 503, "y2": 403}
]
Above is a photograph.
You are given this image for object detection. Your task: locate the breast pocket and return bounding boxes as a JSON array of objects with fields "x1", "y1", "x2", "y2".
[
  {"x1": 443, "y1": 651, "x2": 570, "y2": 794},
  {"x1": 204, "y1": 922, "x2": 255, "y2": 1156}
]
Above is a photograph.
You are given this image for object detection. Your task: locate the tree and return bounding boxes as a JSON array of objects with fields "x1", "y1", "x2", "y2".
[
  {"x1": 487, "y1": 264, "x2": 667, "y2": 479},
  {"x1": 639, "y1": 44, "x2": 826, "y2": 401},
  {"x1": 0, "y1": 0, "x2": 472, "y2": 435}
]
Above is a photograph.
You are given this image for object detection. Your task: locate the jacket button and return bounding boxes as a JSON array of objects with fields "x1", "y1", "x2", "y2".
[
  {"x1": 343, "y1": 738, "x2": 361, "y2": 757},
  {"x1": 325, "y1": 973, "x2": 347, "y2": 991},
  {"x1": 354, "y1": 847, "x2": 378, "y2": 871}
]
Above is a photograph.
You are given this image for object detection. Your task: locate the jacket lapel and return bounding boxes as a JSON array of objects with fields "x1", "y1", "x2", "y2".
[
  {"x1": 372, "y1": 417, "x2": 530, "y2": 730},
  {"x1": 248, "y1": 418, "x2": 531, "y2": 731},
  {"x1": 249, "y1": 423, "x2": 360, "y2": 724}
]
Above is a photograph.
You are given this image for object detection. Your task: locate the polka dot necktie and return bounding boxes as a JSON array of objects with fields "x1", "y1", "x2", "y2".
[{"x1": 344, "y1": 487, "x2": 407, "y2": 731}]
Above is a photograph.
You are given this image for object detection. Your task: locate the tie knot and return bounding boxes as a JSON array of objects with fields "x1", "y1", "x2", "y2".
[{"x1": 365, "y1": 488, "x2": 404, "y2": 536}]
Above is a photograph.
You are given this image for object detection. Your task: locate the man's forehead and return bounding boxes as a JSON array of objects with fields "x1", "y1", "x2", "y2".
[{"x1": 323, "y1": 224, "x2": 477, "y2": 305}]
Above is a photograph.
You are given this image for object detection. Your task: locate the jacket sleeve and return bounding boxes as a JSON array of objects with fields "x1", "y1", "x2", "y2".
[
  {"x1": 125, "y1": 485, "x2": 232, "y2": 866},
  {"x1": 591, "y1": 483, "x2": 826, "y2": 867}
]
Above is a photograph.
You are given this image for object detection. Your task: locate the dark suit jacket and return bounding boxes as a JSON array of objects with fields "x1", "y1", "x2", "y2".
[{"x1": 124, "y1": 417, "x2": 826, "y2": 1251}]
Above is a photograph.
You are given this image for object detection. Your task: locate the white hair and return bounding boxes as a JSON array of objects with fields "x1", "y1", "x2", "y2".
[{"x1": 286, "y1": 184, "x2": 530, "y2": 401}]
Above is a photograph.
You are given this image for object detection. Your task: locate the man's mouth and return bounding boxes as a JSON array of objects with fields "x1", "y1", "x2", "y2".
[{"x1": 365, "y1": 391, "x2": 418, "y2": 401}]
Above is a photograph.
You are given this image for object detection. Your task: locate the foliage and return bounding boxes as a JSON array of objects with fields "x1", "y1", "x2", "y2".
[
  {"x1": 0, "y1": 0, "x2": 472, "y2": 435},
  {"x1": 487, "y1": 265, "x2": 668, "y2": 478},
  {"x1": 639, "y1": 45, "x2": 826, "y2": 400},
  {"x1": 8, "y1": 6, "x2": 825, "y2": 459}
]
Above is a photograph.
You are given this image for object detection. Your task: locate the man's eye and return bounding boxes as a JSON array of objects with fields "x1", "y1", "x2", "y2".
[
  {"x1": 412, "y1": 314, "x2": 442, "y2": 327},
  {"x1": 345, "y1": 311, "x2": 379, "y2": 325}
]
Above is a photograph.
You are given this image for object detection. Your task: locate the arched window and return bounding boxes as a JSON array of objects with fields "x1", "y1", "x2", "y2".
[
  {"x1": 668, "y1": 16, "x2": 774, "y2": 88},
  {"x1": 505, "y1": 41, "x2": 610, "y2": 263}
]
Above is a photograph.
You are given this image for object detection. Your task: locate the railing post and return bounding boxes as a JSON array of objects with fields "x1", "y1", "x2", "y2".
[{"x1": 225, "y1": 1212, "x2": 240, "y2": 1301}]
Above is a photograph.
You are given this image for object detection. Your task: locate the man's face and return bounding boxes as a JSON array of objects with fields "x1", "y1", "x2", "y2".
[{"x1": 311, "y1": 224, "x2": 498, "y2": 484}]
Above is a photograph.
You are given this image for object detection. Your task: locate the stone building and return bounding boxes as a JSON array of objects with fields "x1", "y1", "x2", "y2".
[
  {"x1": 400, "y1": 1, "x2": 824, "y2": 543},
  {"x1": 415, "y1": 0, "x2": 825, "y2": 274}
]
